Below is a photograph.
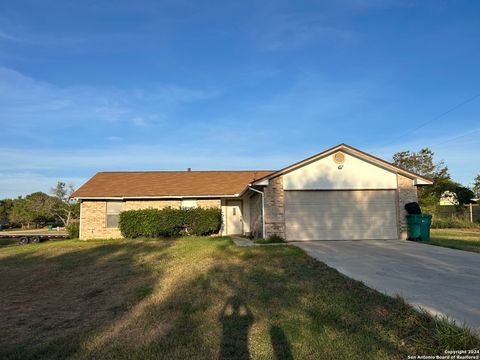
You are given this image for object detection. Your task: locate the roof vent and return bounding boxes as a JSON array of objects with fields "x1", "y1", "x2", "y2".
[{"x1": 333, "y1": 152, "x2": 345, "y2": 164}]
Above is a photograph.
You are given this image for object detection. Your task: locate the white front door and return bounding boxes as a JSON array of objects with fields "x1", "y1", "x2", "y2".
[{"x1": 226, "y1": 201, "x2": 243, "y2": 235}]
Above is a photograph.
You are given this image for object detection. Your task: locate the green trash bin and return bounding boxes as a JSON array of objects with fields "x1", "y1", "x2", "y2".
[
  {"x1": 406, "y1": 214, "x2": 432, "y2": 241},
  {"x1": 48, "y1": 224, "x2": 54, "y2": 231},
  {"x1": 419, "y1": 214, "x2": 432, "y2": 241}
]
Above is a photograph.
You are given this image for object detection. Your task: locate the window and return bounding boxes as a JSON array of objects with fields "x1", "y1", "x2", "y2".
[
  {"x1": 181, "y1": 199, "x2": 197, "y2": 208},
  {"x1": 106, "y1": 201, "x2": 123, "y2": 228}
]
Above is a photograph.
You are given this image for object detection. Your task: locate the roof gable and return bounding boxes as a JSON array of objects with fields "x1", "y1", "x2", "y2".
[
  {"x1": 252, "y1": 144, "x2": 433, "y2": 185},
  {"x1": 282, "y1": 151, "x2": 398, "y2": 190}
]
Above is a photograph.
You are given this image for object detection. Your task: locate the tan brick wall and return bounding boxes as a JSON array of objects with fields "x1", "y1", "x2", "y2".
[
  {"x1": 123, "y1": 200, "x2": 181, "y2": 211},
  {"x1": 197, "y1": 199, "x2": 221, "y2": 208},
  {"x1": 80, "y1": 198, "x2": 221, "y2": 240},
  {"x1": 397, "y1": 174, "x2": 418, "y2": 239},
  {"x1": 264, "y1": 176, "x2": 286, "y2": 239},
  {"x1": 80, "y1": 201, "x2": 122, "y2": 240}
]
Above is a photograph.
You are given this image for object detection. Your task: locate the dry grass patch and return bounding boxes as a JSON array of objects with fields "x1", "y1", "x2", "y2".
[{"x1": 0, "y1": 237, "x2": 478, "y2": 359}]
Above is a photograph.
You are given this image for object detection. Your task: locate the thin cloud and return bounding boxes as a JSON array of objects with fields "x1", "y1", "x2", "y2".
[
  {"x1": 0, "y1": 29, "x2": 21, "y2": 42},
  {"x1": 254, "y1": 12, "x2": 353, "y2": 51},
  {"x1": 0, "y1": 172, "x2": 86, "y2": 199},
  {"x1": 0, "y1": 67, "x2": 220, "y2": 131}
]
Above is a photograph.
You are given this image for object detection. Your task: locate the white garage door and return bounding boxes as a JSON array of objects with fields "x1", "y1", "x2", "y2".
[{"x1": 285, "y1": 190, "x2": 398, "y2": 241}]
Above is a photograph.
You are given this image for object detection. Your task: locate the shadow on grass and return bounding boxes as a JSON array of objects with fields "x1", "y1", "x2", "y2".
[
  {"x1": 2, "y1": 237, "x2": 479, "y2": 359},
  {"x1": 219, "y1": 296, "x2": 253, "y2": 360},
  {"x1": 0, "y1": 239, "x2": 177, "y2": 359},
  {"x1": 270, "y1": 325, "x2": 293, "y2": 360},
  {"x1": 425, "y1": 237, "x2": 480, "y2": 253},
  {"x1": 78, "y1": 241, "x2": 475, "y2": 359}
]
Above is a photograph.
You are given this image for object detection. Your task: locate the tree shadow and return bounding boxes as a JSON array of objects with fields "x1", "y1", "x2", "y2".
[
  {"x1": 3, "y1": 237, "x2": 473, "y2": 358},
  {"x1": 219, "y1": 296, "x2": 254, "y2": 360},
  {"x1": 270, "y1": 325, "x2": 293, "y2": 360},
  {"x1": 0, "y1": 239, "x2": 176, "y2": 359}
]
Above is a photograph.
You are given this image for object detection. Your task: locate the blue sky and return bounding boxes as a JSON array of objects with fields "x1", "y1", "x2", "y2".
[{"x1": 0, "y1": 0, "x2": 479, "y2": 198}]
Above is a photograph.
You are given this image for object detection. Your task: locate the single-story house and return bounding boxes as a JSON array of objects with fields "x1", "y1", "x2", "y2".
[{"x1": 72, "y1": 144, "x2": 432, "y2": 241}]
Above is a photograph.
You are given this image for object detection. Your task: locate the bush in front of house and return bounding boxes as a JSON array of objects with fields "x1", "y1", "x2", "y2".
[
  {"x1": 182, "y1": 207, "x2": 223, "y2": 236},
  {"x1": 66, "y1": 222, "x2": 80, "y2": 239},
  {"x1": 119, "y1": 207, "x2": 222, "y2": 238}
]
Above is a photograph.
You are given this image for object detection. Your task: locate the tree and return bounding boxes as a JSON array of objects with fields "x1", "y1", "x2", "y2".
[
  {"x1": 8, "y1": 193, "x2": 56, "y2": 228},
  {"x1": 473, "y1": 174, "x2": 480, "y2": 199},
  {"x1": 392, "y1": 148, "x2": 473, "y2": 209},
  {"x1": 50, "y1": 182, "x2": 79, "y2": 226},
  {"x1": 8, "y1": 197, "x2": 29, "y2": 227},
  {"x1": 392, "y1": 148, "x2": 449, "y2": 179},
  {"x1": 0, "y1": 199, "x2": 14, "y2": 226},
  {"x1": 453, "y1": 185, "x2": 475, "y2": 205}
]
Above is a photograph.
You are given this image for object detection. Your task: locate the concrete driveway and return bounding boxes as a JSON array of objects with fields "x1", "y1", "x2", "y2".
[{"x1": 294, "y1": 240, "x2": 480, "y2": 332}]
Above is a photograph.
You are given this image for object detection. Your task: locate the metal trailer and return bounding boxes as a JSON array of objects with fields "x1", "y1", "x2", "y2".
[{"x1": 0, "y1": 233, "x2": 69, "y2": 244}]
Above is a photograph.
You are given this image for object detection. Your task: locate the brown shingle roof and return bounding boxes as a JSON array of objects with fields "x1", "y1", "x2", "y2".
[{"x1": 71, "y1": 170, "x2": 274, "y2": 198}]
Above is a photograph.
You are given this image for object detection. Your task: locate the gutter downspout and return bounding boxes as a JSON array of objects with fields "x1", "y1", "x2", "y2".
[
  {"x1": 248, "y1": 186, "x2": 265, "y2": 239},
  {"x1": 78, "y1": 200, "x2": 83, "y2": 240}
]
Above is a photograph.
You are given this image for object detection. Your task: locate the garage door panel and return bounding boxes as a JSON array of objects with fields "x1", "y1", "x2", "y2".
[{"x1": 285, "y1": 190, "x2": 398, "y2": 241}]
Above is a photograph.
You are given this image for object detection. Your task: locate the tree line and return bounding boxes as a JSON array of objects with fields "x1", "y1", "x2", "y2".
[
  {"x1": 392, "y1": 148, "x2": 480, "y2": 212},
  {"x1": 0, "y1": 182, "x2": 79, "y2": 229}
]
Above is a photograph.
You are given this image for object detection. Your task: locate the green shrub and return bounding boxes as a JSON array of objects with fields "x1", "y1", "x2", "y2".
[
  {"x1": 119, "y1": 207, "x2": 222, "y2": 238},
  {"x1": 254, "y1": 233, "x2": 286, "y2": 244},
  {"x1": 66, "y1": 222, "x2": 80, "y2": 239}
]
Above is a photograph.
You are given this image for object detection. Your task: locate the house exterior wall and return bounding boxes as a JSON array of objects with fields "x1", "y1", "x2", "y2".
[
  {"x1": 80, "y1": 198, "x2": 221, "y2": 240},
  {"x1": 241, "y1": 195, "x2": 251, "y2": 234},
  {"x1": 260, "y1": 171, "x2": 418, "y2": 241},
  {"x1": 123, "y1": 200, "x2": 181, "y2": 211},
  {"x1": 249, "y1": 192, "x2": 262, "y2": 238},
  {"x1": 283, "y1": 152, "x2": 397, "y2": 190},
  {"x1": 197, "y1": 199, "x2": 221, "y2": 208},
  {"x1": 80, "y1": 201, "x2": 122, "y2": 240},
  {"x1": 397, "y1": 174, "x2": 419, "y2": 240},
  {"x1": 263, "y1": 176, "x2": 286, "y2": 239}
]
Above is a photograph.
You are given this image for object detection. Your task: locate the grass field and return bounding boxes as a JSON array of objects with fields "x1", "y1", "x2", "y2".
[
  {"x1": 0, "y1": 237, "x2": 478, "y2": 359},
  {"x1": 425, "y1": 229, "x2": 480, "y2": 253}
]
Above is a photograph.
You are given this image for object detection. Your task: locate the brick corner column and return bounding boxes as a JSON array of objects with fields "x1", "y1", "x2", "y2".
[
  {"x1": 263, "y1": 176, "x2": 286, "y2": 239},
  {"x1": 397, "y1": 174, "x2": 418, "y2": 240}
]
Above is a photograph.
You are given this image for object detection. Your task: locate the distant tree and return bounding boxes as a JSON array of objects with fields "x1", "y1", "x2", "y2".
[
  {"x1": 0, "y1": 199, "x2": 14, "y2": 225},
  {"x1": 9, "y1": 193, "x2": 56, "y2": 228},
  {"x1": 453, "y1": 185, "x2": 475, "y2": 205},
  {"x1": 50, "y1": 182, "x2": 79, "y2": 226},
  {"x1": 392, "y1": 148, "x2": 473, "y2": 209},
  {"x1": 9, "y1": 198, "x2": 28, "y2": 228},
  {"x1": 392, "y1": 148, "x2": 449, "y2": 179},
  {"x1": 473, "y1": 174, "x2": 480, "y2": 199}
]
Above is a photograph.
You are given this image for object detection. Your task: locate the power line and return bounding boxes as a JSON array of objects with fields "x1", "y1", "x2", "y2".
[
  {"x1": 431, "y1": 128, "x2": 480, "y2": 148},
  {"x1": 386, "y1": 93, "x2": 480, "y2": 144}
]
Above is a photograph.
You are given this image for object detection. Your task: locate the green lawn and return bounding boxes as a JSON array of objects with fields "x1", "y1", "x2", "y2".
[
  {"x1": 424, "y1": 229, "x2": 480, "y2": 253},
  {"x1": 0, "y1": 237, "x2": 478, "y2": 359}
]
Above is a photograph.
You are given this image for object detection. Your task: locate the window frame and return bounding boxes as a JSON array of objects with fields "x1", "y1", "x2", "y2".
[{"x1": 105, "y1": 201, "x2": 123, "y2": 229}]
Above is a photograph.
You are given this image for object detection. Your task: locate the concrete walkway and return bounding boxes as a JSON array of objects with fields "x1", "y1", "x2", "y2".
[
  {"x1": 231, "y1": 236, "x2": 253, "y2": 247},
  {"x1": 294, "y1": 240, "x2": 480, "y2": 332},
  {"x1": 231, "y1": 236, "x2": 287, "y2": 247}
]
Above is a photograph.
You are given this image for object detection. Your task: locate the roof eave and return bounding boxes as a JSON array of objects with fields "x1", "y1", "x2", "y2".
[{"x1": 73, "y1": 194, "x2": 240, "y2": 200}]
